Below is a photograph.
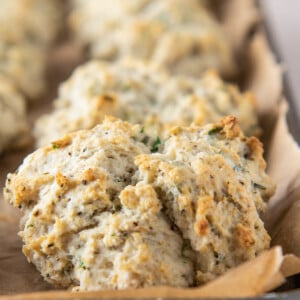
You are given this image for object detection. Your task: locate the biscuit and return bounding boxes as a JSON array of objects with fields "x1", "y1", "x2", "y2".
[
  {"x1": 0, "y1": 76, "x2": 29, "y2": 154},
  {"x1": 135, "y1": 116, "x2": 275, "y2": 283},
  {"x1": 0, "y1": 0, "x2": 63, "y2": 99},
  {"x1": 69, "y1": 0, "x2": 236, "y2": 77},
  {"x1": 5, "y1": 117, "x2": 275, "y2": 290},
  {"x1": 0, "y1": 0, "x2": 63, "y2": 47},
  {"x1": 5, "y1": 118, "x2": 192, "y2": 290},
  {"x1": 0, "y1": 40, "x2": 46, "y2": 99},
  {"x1": 34, "y1": 60, "x2": 259, "y2": 147}
]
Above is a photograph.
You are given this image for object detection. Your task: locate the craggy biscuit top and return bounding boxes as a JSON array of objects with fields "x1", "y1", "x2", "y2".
[
  {"x1": 135, "y1": 116, "x2": 275, "y2": 283},
  {"x1": 34, "y1": 60, "x2": 258, "y2": 147},
  {"x1": 0, "y1": 76, "x2": 29, "y2": 154},
  {"x1": 69, "y1": 0, "x2": 236, "y2": 77},
  {"x1": 5, "y1": 118, "x2": 192, "y2": 290},
  {"x1": 5, "y1": 117, "x2": 275, "y2": 290}
]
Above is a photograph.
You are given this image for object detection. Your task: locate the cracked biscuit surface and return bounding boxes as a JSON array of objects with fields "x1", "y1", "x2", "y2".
[
  {"x1": 69, "y1": 0, "x2": 235, "y2": 77},
  {"x1": 5, "y1": 118, "x2": 192, "y2": 290},
  {"x1": 135, "y1": 116, "x2": 275, "y2": 283},
  {"x1": 34, "y1": 60, "x2": 258, "y2": 147},
  {"x1": 5, "y1": 117, "x2": 275, "y2": 290}
]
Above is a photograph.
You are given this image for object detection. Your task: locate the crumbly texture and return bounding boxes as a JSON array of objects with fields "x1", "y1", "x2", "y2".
[
  {"x1": 0, "y1": 76, "x2": 29, "y2": 154},
  {"x1": 5, "y1": 118, "x2": 192, "y2": 290},
  {"x1": 34, "y1": 60, "x2": 258, "y2": 147},
  {"x1": 135, "y1": 116, "x2": 275, "y2": 283},
  {"x1": 5, "y1": 117, "x2": 275, "y2": 291},
  {"x1": 69, "y1": 0, "x2": 236, "y2": 77}
]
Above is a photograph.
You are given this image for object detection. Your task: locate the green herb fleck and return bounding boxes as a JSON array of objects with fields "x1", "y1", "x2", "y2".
[
  {"x1": 233, "y1": 165, "x2": 246, "y2": 173},
  {"x1": 115, "y1": 204, "x2": 122, "y2": 211},
  {"x1": 79, "y1": 259, "x2": 86, "y2": 270},
  {"x1": 110, "y1": 204, "x2": 124, "y2": 213},
  {"x1": 123, "y1": 111, "x2": 130, "y2": 121},
  {"x1": 252, "y1": 182, "x2": 266, "y2": 190},
  {"x1": 215, "y1": 253, "x2": 225, "y2": 264},
  {"x1": 141, "y1": 136, "x2": 149, "y2": 145},
  {"x1": 51, "y1": 143, "x2": 59, "y2": 150},
  {"x1": 140, "y1": 127, "x2": 145, "y2": 134},
  {"x1": 208, "y1": 127, "x2": 222, "y2": 135},
  {"x1": 26, "y1": 224, "x2": 34, "y2": 229},
  {"x1": 151, "y1": 137, "x2": 161, "y2": 153},
  {"x1": 182, "y1": 258, "x2": 189, "y2": 264},
  {"x1": 175, "y1": 183, "x2": 182, "y2": 193},
  {"x1": 120, "y1": 82, "x2": 131, "y2": 91}
]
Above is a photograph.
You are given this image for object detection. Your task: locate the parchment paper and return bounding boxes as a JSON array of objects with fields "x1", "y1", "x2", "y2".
[
  {"x1": 0, "y1": 247, "x2": 289, "y2": 299},
  {"x1": 0, "y1": 0, "x2": 299, "y2": 298}
]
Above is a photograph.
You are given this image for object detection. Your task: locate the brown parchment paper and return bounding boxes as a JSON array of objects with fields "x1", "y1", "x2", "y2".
[
  {"x1": 0, "y1": 247, "x2": 289, "y2": 300},
  {"x1": 0, "y1": 0, "x2": 300, "y2": 298},
  {"x1": 216, "y1": 0, "x2": 261, "y2": 55},
  {"x1": 265, "y1": 101, "x2": 300, "y2": 232}
]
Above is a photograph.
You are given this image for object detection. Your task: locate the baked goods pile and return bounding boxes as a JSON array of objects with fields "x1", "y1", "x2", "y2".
[{"x1": 1, "y1": 0, "x2": 279, "y2": 292}]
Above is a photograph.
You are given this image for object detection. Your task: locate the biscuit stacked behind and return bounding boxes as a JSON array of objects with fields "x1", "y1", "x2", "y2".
[
  {"x1": 69, "y1": 0, "x2": 236, "y2": 77},
  {"x1": 0, "y1": 0, "x2": 62, "y2": 154},
  {"x1": 4, "y1": 117, "x2": 275, "y2": 290},
  {"x1": 0, "y1": 76, "x2": 29, "y2": 153},
  {"x1": 0, "y1": 0, "x2": 62, "y2": 48},
  {"x1": 34, "y1": 60, "x2": 259, "y2": 148},
  {"x1": 0, "y1": 0, "x2": 62, "y2": 99}
]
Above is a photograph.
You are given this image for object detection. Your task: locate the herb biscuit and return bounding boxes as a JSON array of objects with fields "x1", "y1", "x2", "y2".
[
  {"x1": 5, "y1": 117, "x2": 275, "y2": 290},
  {"x1": 34, "y1": 60, "x2": 258, "y2": 147},
  {"x1": 69, "y1": 0, "x2": 236, "y2": 77}
]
